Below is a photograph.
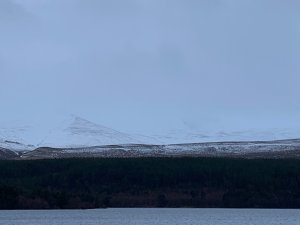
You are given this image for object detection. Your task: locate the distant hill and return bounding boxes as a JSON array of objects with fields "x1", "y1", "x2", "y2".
[{"x1": 1, "y1": 115, "x2": 300, "y2": 158}]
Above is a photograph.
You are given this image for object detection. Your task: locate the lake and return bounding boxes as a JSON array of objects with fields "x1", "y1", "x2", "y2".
[{"x1": 0, "y1": 208, "x2": 299, "y2": 225}]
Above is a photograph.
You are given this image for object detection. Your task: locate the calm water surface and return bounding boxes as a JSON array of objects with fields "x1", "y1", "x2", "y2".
[{"x1": 0, "y1": 208, "x2": 299, "y2": 225}]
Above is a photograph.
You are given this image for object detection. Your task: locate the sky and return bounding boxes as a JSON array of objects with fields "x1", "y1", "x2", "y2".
[{"x1": 0, "y1": 0, "x2": 300, "y2": 135}]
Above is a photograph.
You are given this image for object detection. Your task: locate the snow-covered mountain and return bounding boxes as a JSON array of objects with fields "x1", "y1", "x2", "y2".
[
  {"x1": 19, "y1": 139, "x2": 300, "y2": 160},
  {"x1": 1, "y1": 115, "x2": 300, "y2": 153},
  {"x1": 0, "y1": 123, "x2": 39, "y2": 151},
  {"x1": 150, "y1": 128, "x2": 300, "y2": 144},
  {"x1": 0, "y1": 115, "x2": 145, "y2": 151},
  {"x1": 38, "y1": 116, "x2": 141, "y2": 148},
  {"x1": 0, "y1": 139, "x2": 34, "y2": 152}
]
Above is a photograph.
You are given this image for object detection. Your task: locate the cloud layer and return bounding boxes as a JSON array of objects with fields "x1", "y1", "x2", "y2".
[{"x1": 1, "y1": 0, "x2": 300, "y2": 133}]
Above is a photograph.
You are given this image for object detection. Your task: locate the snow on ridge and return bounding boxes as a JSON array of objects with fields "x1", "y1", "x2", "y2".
[
  {"x1": 37, "y1": 115, "x2": 142, "y2": 148},
  {"x1": 1, "y1": 114, "x2": 300, "y2": 152},
  {"x1": 0, "y1": 122, "x2": 38, "y2": 151},
  {"x1": 0, "y1": 115, "x2": 144, "y2": 151},
  {"x1": 149, "y1": 128, "x2": 300, "y2": 145},
  {"x1": 0, "y1": 138, "x2": 35, "y2": 152}
]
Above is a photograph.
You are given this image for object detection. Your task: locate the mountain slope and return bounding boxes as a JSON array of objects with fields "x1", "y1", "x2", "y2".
[
  {"x1": 0, "y1": 116, "x2": 144, "y2": 150},
  {"x1": 20, "y1": 139, "x2": 300, "y2": 159},
  {"x1": 0, "y1": 123, "x2": 37, "y2": 151},
  {"x1": 0, "y1": 139, "x2": 34, "y2": 152},
  {"x1": 0, "y1": 147, "x2": 19, "y2": 159},
  {"x1": 37, "y1": 116, "x2": 141, "y2": 148},
  {"x1": 150, "y1": 128, "x2": 300, "y2": 144},
  {"x1": 1, "y1": 115, "x2": 300, "y2": 152}
]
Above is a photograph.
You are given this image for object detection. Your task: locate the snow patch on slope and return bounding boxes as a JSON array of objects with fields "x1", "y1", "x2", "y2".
[
  {"x1": 150, "y1": 128, "x2": 300, "y2": 144},
  {"x1": 0, "y1": 123, "x2": 37, "y2": 151},
  {"x1": 1, "y1": 115, "x2": 300, "y2": 152},
  {"x1": 38, "y1": 116, "x2": 142, "y2": 148}
]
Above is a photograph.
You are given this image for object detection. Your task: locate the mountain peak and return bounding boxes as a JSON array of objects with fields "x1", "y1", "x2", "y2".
[
  {"x1": 38, "y1": 115, "x2": 140, "y2": 148},
  {"x1": 69, "y1": 115, "x2": 110, "y2": 130}
]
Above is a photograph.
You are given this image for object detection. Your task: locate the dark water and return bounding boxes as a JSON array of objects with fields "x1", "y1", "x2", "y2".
[{"x1": 0, "y1": 208, "x2": 299, "y2": 225}]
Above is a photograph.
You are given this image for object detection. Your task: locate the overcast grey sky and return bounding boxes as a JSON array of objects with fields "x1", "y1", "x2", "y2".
[{"x1": 0, "y1": 0, "x2": 300, "y2": 133}]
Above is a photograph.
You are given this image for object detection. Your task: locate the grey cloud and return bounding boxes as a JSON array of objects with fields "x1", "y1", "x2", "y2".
[{"x1": 0, "y1": 0, "x2": 300, "y2": 133}]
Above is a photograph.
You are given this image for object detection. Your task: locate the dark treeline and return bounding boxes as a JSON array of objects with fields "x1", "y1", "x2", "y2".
[{"x1": 1, "y1": 157, "x2": 300, "y2": 209}]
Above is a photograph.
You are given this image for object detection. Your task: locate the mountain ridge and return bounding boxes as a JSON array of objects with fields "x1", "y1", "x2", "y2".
[{"x1": 1, "y1": 115, "x2": 300, "y2": 154}]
